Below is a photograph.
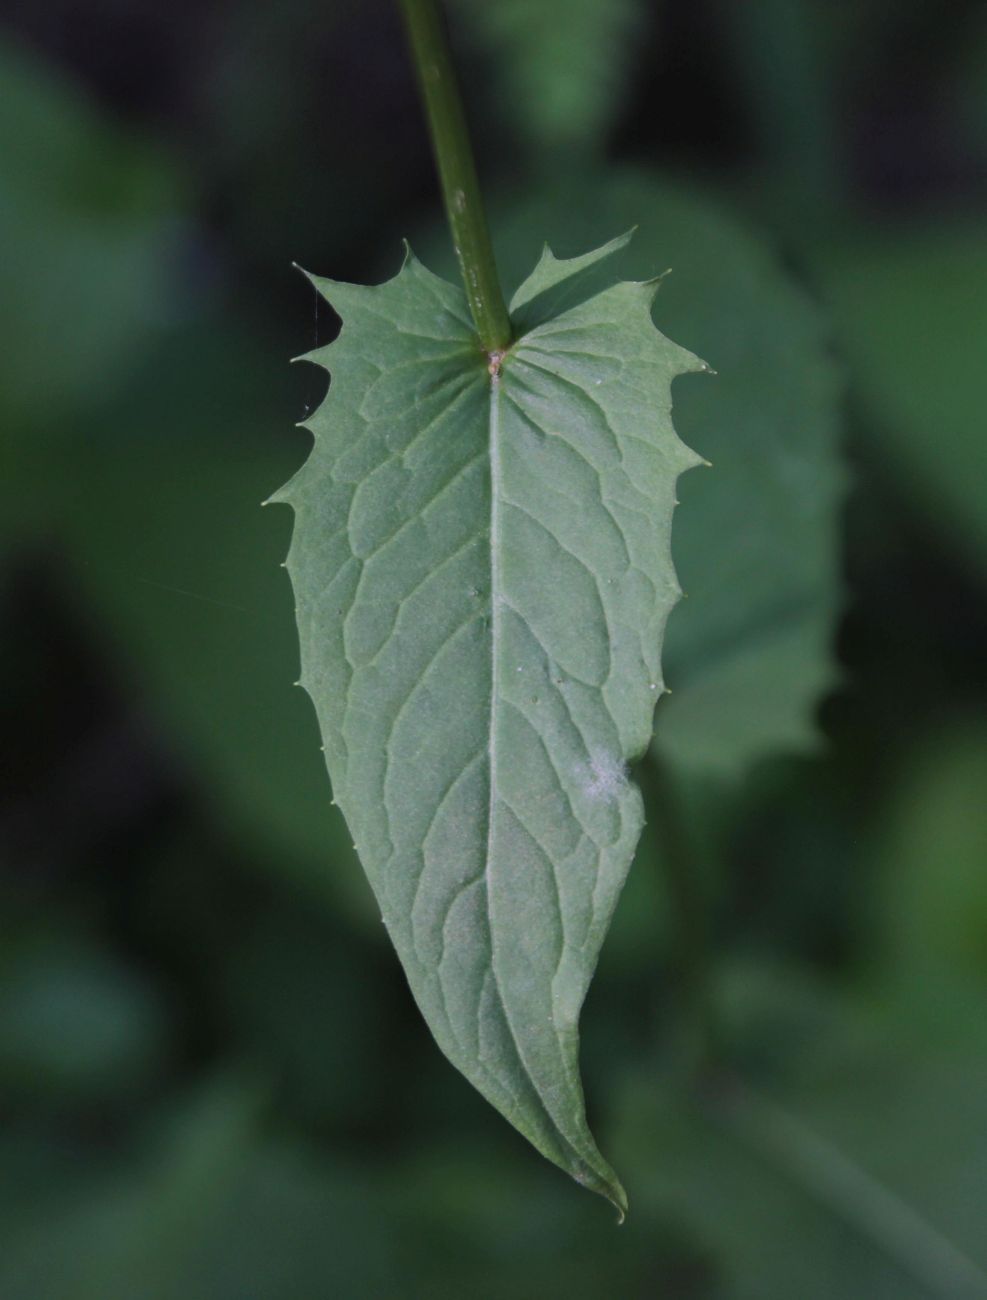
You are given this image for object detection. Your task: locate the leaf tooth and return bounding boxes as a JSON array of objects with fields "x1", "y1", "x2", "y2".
[
  {"x1": 263, "y1": 483, "x2": 294, "y2": 508},
  {"x1": 639, "y1": 268, "x2": 673, "y2": 304},
  {"x1": 670, "y1": 439, "x2": 708, "y2": 475},
  {"x1": 290, "y1": 342, "x2": 335, "y2": 370}
]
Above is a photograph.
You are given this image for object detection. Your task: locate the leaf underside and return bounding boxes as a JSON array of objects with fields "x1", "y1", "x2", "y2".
[{"x1": 271, "y1": 236, "x2": 706, "y2": 1213}]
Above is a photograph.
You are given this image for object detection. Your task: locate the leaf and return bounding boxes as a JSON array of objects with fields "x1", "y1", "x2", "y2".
[
  {"x1": 272, "y1": 236, "x2": 706, "y2": 1210},
  {"x1": 872, "y1": 723, "x2": 987, "y2": 989},
  {"x1": 418, "y1": 169, "x2": 846, "y2": 776},
  {"x1": 448, "y1": 0, "x2": 645, "y2": 157},
  {"x1": 3, "y1": 323, "x2": 373, "y2": 925},
  {"x1": 0, "y1": 1074, "x2": 266, "y2": 1300},
  {"x1": 0, "y1": 42, "x2": 349, "y2": 916},
  {"x1": 0, "y1": 37, "x2": 181, "y2": 431},
  {"x1": 810, "y1": 221, "x2": 987, "y2": 576},
  {"x1": 0, "y1": 932, "x2": 169, "y2": 1104}
]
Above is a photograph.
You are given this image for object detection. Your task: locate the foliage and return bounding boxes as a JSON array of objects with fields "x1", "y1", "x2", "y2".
[
  {"x1": 0, "y1": 40, "x2": 181, "y2": 431},
  {"x1": 273, "y1": 237, "x2": 705, "y2": 1209},
  {"x1": 812, "y1": 223, "x2": 987, "y2": 576},
  {"x1": 448, "y1": 0, "x2": 644, "y2": 157}
]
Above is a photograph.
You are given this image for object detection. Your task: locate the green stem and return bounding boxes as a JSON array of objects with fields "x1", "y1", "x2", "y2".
[
  {"x1": 643, "y1": 755, "x2": 719, "y2": 1077},
  {"x1": 397, "y1": 0, "x2": 512, "y2": 354}
]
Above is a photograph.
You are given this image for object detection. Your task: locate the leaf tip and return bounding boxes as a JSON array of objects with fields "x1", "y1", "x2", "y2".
[
  {"x1": 604, "y1": 1176, "x2": 629, "y2": 1224},
  {"x1": 569, "y1": 1151, "x2": 628, "y2": 1220}
]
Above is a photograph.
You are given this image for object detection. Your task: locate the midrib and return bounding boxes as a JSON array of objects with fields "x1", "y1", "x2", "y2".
[
  {"x1": 484, "y1": 368, "x2": 503, "y2": 903},
  {"x1": 481, "y1": 362, "x2": 610, "y2": 1187}
]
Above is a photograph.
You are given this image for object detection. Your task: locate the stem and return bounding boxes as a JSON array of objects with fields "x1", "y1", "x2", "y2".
[
  {"x1": 643, "y1": 755, "x2": 719, "y2": 1076},
  {"x1": 397, "y1": 0, "x2": 512, "y2": 354}
]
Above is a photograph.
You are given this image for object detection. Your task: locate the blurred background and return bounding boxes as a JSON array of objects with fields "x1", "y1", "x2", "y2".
[{"x1": 2, "y1": 1, "x2": 986, "y2": 1295}]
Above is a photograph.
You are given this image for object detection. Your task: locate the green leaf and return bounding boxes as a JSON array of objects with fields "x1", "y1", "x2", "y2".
[
  {"x1": 0, "y1": 37, "x2": 181, "y2": 431},
  {"x1": 0, "y1": 1074, "x2": 266, "y2": 1300},
  {"x1": 0, "y1": 933, "x2": 169, "y2": 1104},
  {"x1": 872, "y1": 723, "x2": 987, "y2": 990},
  {"x1": 811, "y1": 221, "x2": 987, "y2": 576},
  {"x1": 3, "y1": 323, "x2": 372, "y2": 924},
  {"x1": 448, "y1": 0, "x2": 645, "y2": 157},
  {"x1": 273, "y1": 237, "x2": 706, "y2": 1210}
]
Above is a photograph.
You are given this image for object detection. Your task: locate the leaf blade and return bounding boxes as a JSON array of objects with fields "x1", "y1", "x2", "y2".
[{"x1": 275, "y1": 242, "x2": 704, "y2": 1210}]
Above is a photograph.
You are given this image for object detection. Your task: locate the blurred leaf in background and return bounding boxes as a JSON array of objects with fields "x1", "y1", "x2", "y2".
[
  {"x1": 448, "y1": 0, "x2": 645, "y2": 160},
  {"x1": 0, "y1": 929, "x2": 170, "y2": 1104},
  {"x1": 861, "y1": 722, "x2": 987, "y2": 1057},
  {"x1": 1, "y1": 35, "x2": 371, "y2": 922},
  {"x1": 0, "y1": 40, "x2": 184, "y2": 432},
  {"x1": 812, "y1": 223, "x2": 987, "y2": 579}
]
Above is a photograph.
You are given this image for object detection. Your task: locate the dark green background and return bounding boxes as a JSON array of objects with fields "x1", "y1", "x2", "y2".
[{"x1": 2, "y1": 1, "x2": 987, "y2": 1296}]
